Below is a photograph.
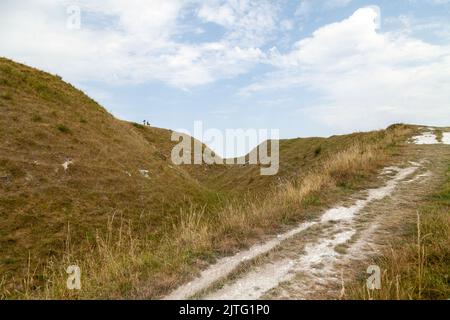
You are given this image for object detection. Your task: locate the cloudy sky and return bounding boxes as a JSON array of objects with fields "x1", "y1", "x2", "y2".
[{"x1": 1, "y1": 0, "x2": 449, "y2": 156}]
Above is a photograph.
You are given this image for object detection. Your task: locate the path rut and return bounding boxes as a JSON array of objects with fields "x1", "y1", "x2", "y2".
[{"x1": 165, "y1": 134, "x2": 450, "y2": 300}]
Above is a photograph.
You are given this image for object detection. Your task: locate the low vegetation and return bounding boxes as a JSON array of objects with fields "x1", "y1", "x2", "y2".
[
  {"x1": 0, "y1": 58, "x2": 220, "y2": 298},
  {"x1": 0, "y1": 58, "x2": 418, "y2": 299},
  {"x1": 435, "y1": 129, "x2": 444, "y2": 143},
  {"x1": 2, "y1": 128, "x2": 414, "y2": 298},
  {"x1": 346, "y1": 163, "x2": 450, "y2": 300}
]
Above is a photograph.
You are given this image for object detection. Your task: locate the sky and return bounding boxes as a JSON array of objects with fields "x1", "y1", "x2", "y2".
[{"x1": 1, "y1": 0, "x2": 450, "y2": 157}]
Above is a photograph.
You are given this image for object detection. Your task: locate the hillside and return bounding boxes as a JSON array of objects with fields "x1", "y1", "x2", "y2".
[
  {"x1": 168, "y1": 133, "x2": 450, "y2": 300},
  {"x1": 0, "y1": 58, "x2": 421, "y2": 298},
  {"x1": 197, "y1": 132, "x2": 397, "y2": 195},
  {"x1": 0, "y1": 58, "x2": 222, "y2": 280}
]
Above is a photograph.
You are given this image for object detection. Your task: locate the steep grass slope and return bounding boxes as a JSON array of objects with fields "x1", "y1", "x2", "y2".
[
  {"x1": 0, "y1": 58, "x2": 416, "y2": 298},
  {"x1": 198, "y1": 132, "x2": 400, "y2": 195},
  {"x1": 0, "y1": 58, "x2": 220, "y2": 281}
]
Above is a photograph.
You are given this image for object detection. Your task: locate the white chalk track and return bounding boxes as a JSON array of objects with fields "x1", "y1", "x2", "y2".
[{"x1": 165, "y1": 166, "x2": 421, "y2": 300}]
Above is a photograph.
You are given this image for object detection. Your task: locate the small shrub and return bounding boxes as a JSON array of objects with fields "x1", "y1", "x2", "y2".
[
  {"x1": 1, "y1": 92, "x2": 12, "y2": 100},
  {"x1": 0, "y1": 65, "x2": 12, "y2": 75},
  {"x1": 314, "y1": 146, "x2": 322, "y2": 157},
  {"x1": 32, "y1": 115, "x2": 42, "y2": 122},
  {"x1": 132, "y1": 123, "x2": 144, "y2": 129},
  {"x1": 434, "y1": 130, "x2": 443, "y2": 143},
  {"x1": 302, "y1": 194, "x2": 321, "y2": 207},
  {"x1": 57, "y1": 124, "x2": 70, "y2": 134}
]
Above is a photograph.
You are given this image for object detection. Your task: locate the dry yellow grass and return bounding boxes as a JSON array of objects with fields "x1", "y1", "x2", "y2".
[
  {"x1": 0, "y1": 57, "x2": 417, "y2": 299},
  {"x1": 0, "y1": 57, "x2": 223, "y2": 296},
  {"x1": 345, "y1": 162, "x2": 450, "y2": 300},
  {"x1": 1, "y1": 125, "x2": 414, "y2": 299}
]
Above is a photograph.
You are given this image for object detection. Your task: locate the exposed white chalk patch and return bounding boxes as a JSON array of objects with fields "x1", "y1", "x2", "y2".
[
  {"x1": 139, "y1": 169, "x2": 150, "y2": 178},
  {"x1": 204, "y1": 229, "x2": 356, "y2": 300},
  {"x1": 412, "y1": 131, "x2": 450, "y2": 145},
  {"x1": 381, "y1": 166, "x2": 399, "y2": 175},
  {"x1": 412, "y1": 132, "x2": 439, "y2": 144},
  {"x1": 443, "y1": 132, "x2": 450, "y2": 145},
  {"x1": 202, "y1": 166, "x2": 418, "y2": 300},
  {"x1": 321, "y1": 206, "x2": 359, "y2": 222},
  {"x1": 406, "y1": 171, "x2": 432, "y2": 184},
  {"x1": 62, "y1": 159, "x2": 73, "y2": 171},
  {"x1": 165, "y1": 165, "x2": 419, "y2": 300},
  {"x1": 204, "y1": 258, "x2": 296, "y2": 300},
  {"x1": 164, "y1": 221, "x2": 316, "y2": 300}
]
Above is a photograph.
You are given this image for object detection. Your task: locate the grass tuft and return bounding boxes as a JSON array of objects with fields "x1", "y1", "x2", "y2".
[
  {"x1": 57, "y1": 124, "x2": 71, "y2": 134},
  {"x1": 1, "y1": 92, "x2": 12, "y2": 100}
]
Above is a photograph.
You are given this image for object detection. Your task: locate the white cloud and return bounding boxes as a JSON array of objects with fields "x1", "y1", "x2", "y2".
[
  {"x1": 280, "y1": 19, "x2": 294, "y2": 31},
  {"x1": 1, "y1": 1, "x2": 449, "y2": 132},
  {"x1": 243, "y1": 7, "x2": 450, "y2": 130},
  {"x1": 0, "y1": 0, "x2": 268, "y2": 88},
  {"x1": 324, "y1": 0, "x2": 353, "y2": 9},
  {"x1": 198, "y1": 0, "x2": 279, "y2": 47},
  {"x1": 387, "y1": 14, "x2": 450, "y2": 43},
  {"x1": 295, "y1": 0, "x2": 353, "y2": 19},
  {"x1": 295, "y1": 1, "x2": 312, "y2": 19}
]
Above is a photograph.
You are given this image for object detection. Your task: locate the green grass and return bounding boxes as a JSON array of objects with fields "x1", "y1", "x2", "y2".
[
  {"x1": 56, "y1": 124, "x2": 70, "y2": 133},
  {"x1": 31, "y1": 114, "x2": 42, "y2": 122},
  {"x1": 1, "y1": 92, "x2": 12, "y2": 100},
  {"x1": 132, "y1": 122, "x2": 144, "y2": 129},
  {"x1": 301, "y1": 194, "x2": 321, "y2": 207},
  {"x1": 0, "y1": 57, "x2": 419, "y2": 299},
  {"x1": 346, "y1": 164, "x2": 450, "y2": 300},
  {"x1": 0, "y1": 57, "x2": 224, "y2": 297},
  {"x1": 434, "y1": 129, "x2": 444, "y2": 143}
]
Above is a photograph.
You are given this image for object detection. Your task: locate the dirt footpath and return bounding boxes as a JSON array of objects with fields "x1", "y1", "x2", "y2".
[{"x1": 165, "y1": 142, "x2": 450, "y2": 300}]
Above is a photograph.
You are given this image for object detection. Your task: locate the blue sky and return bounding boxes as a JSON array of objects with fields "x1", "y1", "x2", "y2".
[{"x1": 1, "y1": 0, "x2": 450, "y2": 156}]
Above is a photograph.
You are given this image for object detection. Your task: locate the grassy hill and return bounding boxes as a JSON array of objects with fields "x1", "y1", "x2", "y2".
[
  {"x1": 0, "y1": 58, "x2": 416, "y2": 298},
  {"x1": 197, "y1": 132, "x2": 399, "y2": 196},
  {"x1": 0, "y1": 58, "x2": 221, "y2": 281}
]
